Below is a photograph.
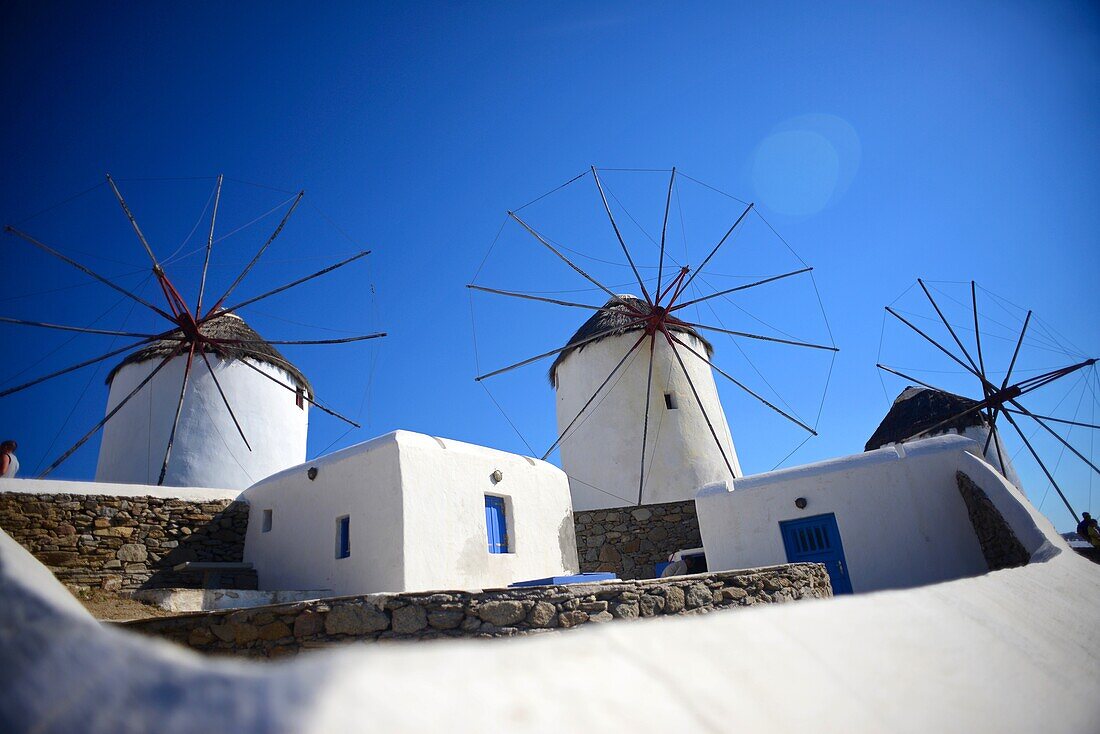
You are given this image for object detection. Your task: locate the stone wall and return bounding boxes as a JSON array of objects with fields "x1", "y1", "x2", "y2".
[
  {"x1": 955, "y1": 471, "x2": 1030, "y2": 571},
  {"x1": 573, "y1": 500, "x2": 701, "y2": 579},
  {"x1": 123, "y1": 562, "x2": 831, "y2": 658},
  {"x1": 0, "y1": 492, "x2": 255, "y2": 591}
]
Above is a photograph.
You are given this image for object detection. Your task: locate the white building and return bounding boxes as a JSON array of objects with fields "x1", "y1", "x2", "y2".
[
  {"x1": 865, "y1": 386, "x2": 1021, "y2": 486},
  {"x1": 95, "y1": 313, "x2": 310, "y2": 490},
  {"x1": 241, "y1": 430, "x2": 579, "y2": 596},
  {"x1": 697, "y1": 434, "x2": 1008, "y2": 594},
  {"x1": 551, "y1": 295, "x2": 741, "y2": 510}
]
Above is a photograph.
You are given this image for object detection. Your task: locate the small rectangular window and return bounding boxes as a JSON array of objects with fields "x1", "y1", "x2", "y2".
[
  {"x1": 261, "y1": 509, "x2": 273, "y2": 533},
  {"x1": 485, "y1": 495, "x2": 509, "y2": 554},
  {"x1": 336, "y1": 516, "x2": 350, "y2": 559},
  {"x1": 664, "y1": 392, "x2": 678, "y2": 410},
  {"x1": 295, "y1": 387, "x2": 305, "y2": 409}
]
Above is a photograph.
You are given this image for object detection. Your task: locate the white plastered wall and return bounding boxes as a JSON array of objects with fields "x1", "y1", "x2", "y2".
[
  {"x1": 555, "y1": 331, "x2": 740, "y2": 510},
  {"x1": 95, "y1": 353, "x2": 308, "y2": 490},
  {"x1": 241, "y1": 431, "x2": 579, "y2": 595},
  {"x1": 697, "y1": 435, "x2": 995, "y2": 593}
]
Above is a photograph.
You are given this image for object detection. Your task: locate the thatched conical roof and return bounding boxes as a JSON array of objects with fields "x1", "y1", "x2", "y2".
[
  {"x1": 106, "y1": 312, "x2": 311, "y2": 392},
  {"x1": 549, "y1": 295, "x2": 713, "y2": 387},
  {"x1": 865, "y1": 386, "x2": 986, "y2": 451}
]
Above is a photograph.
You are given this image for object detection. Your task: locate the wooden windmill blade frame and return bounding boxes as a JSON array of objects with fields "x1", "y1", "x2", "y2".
[
  {"x1": 2, "y1": 174, "x2": 386, "y2": 483},
  {"x1": 470, "y1": 166, "x2": 838, "y2": 506},
  {"x1": 876, "y1": 279, "x2": 1097, "y2": 522}
]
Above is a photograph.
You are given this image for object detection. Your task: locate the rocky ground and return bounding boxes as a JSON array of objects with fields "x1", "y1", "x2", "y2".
[{"x1": 67, "y1": 586, "x2": 174, "y2": 621}]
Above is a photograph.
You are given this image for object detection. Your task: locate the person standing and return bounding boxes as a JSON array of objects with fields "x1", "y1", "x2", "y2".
[
  {"x1": 1077, "y1": 512, "x2": 1100, "y2": 550},
  {"x1": 0, "y1": 440, "x2": 18, "y2": 478}
]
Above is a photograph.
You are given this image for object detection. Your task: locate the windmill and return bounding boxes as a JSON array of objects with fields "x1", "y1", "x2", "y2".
[
  {"x1": 2, "y1": 174, "x2": 384, "y2": 486},
  {"x1": 469, "y1": 167, "x2": 837, "y2": 509},
  {"x1": 875, "y1": 279, "x2": 1097, "y2": 523}
]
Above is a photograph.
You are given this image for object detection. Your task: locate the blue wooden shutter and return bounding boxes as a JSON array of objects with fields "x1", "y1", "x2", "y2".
[{"x1": 485, "y1": 496, "x2": 507, "y2": 553}]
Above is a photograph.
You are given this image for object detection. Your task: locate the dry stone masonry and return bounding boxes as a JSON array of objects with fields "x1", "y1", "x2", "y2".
[
  {"x1": 0, "y1": 492, "x2": 254, "y2": 591},
  {"x1": 574, "y1": 500, "x2": 701, "y2": 579},
  {"x1": 123, "y1": 562, "x2": 832, "y2": 658},
  {"x1": 955, "y1": 471, "x2": 1030, "y2": 570}
]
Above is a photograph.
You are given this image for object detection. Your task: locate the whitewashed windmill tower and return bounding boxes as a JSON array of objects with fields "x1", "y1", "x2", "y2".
[
  {"x1": 96, "y1": 312, "x2": 311, "y2": 489},
  {"x1": 1, "y1": 174, "x2": 384, "y2": 487},
  {"x1": 469, "y1": 167, "x2": 835, "y2": 512},
  {"x1": 550, "y1": 295, "x2": 740, "y2": 510}
]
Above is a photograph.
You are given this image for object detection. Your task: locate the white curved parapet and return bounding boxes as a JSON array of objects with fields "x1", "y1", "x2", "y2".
[{"x1": 1, "y1": 435, "x2": 1098, "y2": 732}]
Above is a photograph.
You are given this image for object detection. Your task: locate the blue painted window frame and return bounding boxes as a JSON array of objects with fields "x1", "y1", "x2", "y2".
[
  {"x1": 485, "y1": 495, "x2": 509, "y2": 554},
  {"x1": 336, "y1": 515, "x2": 350, "y2": 559}
]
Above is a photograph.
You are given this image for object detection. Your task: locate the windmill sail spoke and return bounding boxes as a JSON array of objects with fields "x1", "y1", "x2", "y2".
[
  {"x1": 106, "y1": 174, "x2": 162, "y2": 270},
  {"x1": 1010, "y1": 399, "x2": 1100, "y2": 475},
  {"x1": 987, "y1": 411, "x2": 1010, "y2": 477},
  {"x1": 1001, "y1": 409, "x2": 1100, "y2": 430},
  {"x1": 637, "y1": 335, "x2": 657, "y2": 505},
  {"x1": 198, "y1": 349, "x2": 251, "y2": 451},
  {"x1": 195, "y1": 174, "x2": 224, "y2": 317},
  {"x1": 917, "y1": 279, "x2": 981, "y2": 376},
  {"x1": 1000, "y1": 409, "x2": 1078, "y2": 522},
  {"x1": 0, "y1": 316, "x2": 161, "y2": 339},
  {"x1": 656, "y1": 168, "x2": 675, "y2": 304},
  {"x1": 39, "y1": 343, "x2": 184, "y2": 478},
  {"x1": 885, "y1": 306, "x2": 992, "y2": 388},
  {"x1": 0, "y1": 331, "x2": 178, "y2": 399},
  {"x1": 208, "y1": 190, "x2": 304, "y2": 315},
  {"x1": 466, "y1": 285, "x2": 628, "y2": 314},
  {"x1": 230, "y1": 350, "x2": 360, "y2": 428},
  {"x1": 4, "y1": 226, "x2": 175, "y2": 321},
  {"x1": 1001, "y1": 310, "x2": 1032, "y2": 390},
  {"x1": 213, "y1": 333, "x2": 386, "y2": 346},
  {"x1": 158, "y1": 343, "x2": 197, "y2": 485},
  {"x1": 681, "y1": 320, "x2": 838, "y2": 352},
  {"x1": 671, "y1": 267, "x2": 814, "y2": 312},
  {"x1": 875, "y1": 363, "x2": 948, "y2": 393},
  {"x1": 671, "y1": 333, "x2": 816, "y2": 435},
  {"x1": 591, "y1": 166, "x2": 651, "y2": 304},
  {"x1": 662, "y1": 328, "x2": 738, "y2": 477},
  {"x1": 541, "y1": 332, "x2": 647, "y2": 461},
  {"x1": 672, "y1": 201, "x2": 753, "y2": 302},
  {"x1": 971, "y1": 281, "x2": 988, "y2": 387},
  {"x1": 213, "y1": 249, "x2": 371, "y2": 320},
  {"x1": 507, "y1": 211, "x2": 621, "y2": 303},
  {"x1": 475, "y1": 318, "x2": 645, "y2": 382}
]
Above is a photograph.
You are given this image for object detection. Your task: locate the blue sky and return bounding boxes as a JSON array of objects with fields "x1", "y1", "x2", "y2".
[{"x1": 1, "y1": 2, "x2": 1097, "y2": 530}]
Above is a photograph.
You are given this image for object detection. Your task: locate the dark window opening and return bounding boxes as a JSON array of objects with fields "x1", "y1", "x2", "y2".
[
  {"x1": 664, "y1": 393, "x2": 678, "y2": 410},
  {"x1": 296, "y1": 387, "x2": 305, "y2": 409},
  {"x1": 262, "y1": 509, "x2": 273, "y2": 533},
  {"x1": 336, "y1": 516, "x2": 350, "y2": 559}
]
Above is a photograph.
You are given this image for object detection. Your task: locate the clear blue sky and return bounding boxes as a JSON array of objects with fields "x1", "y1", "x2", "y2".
[{"x1": 1, "y1": 2, "x2": 1097, "y2": 530}]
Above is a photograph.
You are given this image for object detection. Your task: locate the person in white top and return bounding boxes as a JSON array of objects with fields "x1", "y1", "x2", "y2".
[{"x1": 1, "y1": 440, "x2": 19, "y2": 478}]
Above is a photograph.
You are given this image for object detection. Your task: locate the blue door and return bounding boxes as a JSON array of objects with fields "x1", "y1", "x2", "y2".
[
  {"x1": 779, "y1": 513, "x2": 853, "y2": 594},
  {"x1": 485, "y1": 496, "x2": 508, "y2": 553}
]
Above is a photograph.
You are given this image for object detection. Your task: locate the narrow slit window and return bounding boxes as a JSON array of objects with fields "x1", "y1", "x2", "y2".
[
  {"x1": 485, "y1": 495, "x2": 509, "y2": 554},
  {"x1": 336, "y1": 516, "x2": 350, "y2": 559},
  {"x1": 295, "y1": 387, "x2": 305, "y2": 409},
  {"x1": 664, "y1": 392, "x2": 678, "y2": 410},
  {"x1": 261, "y1": 509, "x2": 273, "y2": 533}
]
